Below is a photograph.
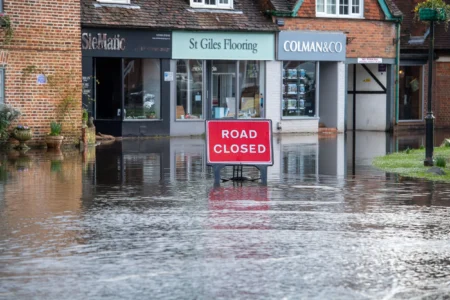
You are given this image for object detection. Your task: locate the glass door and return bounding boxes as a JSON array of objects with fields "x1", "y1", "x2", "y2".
[{"x1": 211, "y1": 60, "x2": 236, "y2": 119}]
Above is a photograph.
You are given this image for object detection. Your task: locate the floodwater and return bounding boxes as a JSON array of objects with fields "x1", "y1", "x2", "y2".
[{"x1": 1, "y1": 131, "x2": 450, "y2": 300}]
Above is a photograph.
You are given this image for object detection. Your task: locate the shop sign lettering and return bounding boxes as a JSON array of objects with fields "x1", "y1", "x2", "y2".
[
  {"x1": 283, "y1": 41, "x2": 343, "y2": 53},
  {"x1": 189, "y1": 38, "x2": 258, "y2": 54},
  {"x1": 82, "y1": 33, "x2": 126, "y2": 51},
  {"x1": 277, "y1": 31, "x2": 346, "y2": 61},
  {"x1": 206, "y1": 120, "x2": 273, "y2": 165}
]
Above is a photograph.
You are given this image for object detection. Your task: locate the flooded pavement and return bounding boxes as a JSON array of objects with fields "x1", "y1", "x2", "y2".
[{"x1": 1, "y1": 131, "x2": 450, "y2": 299}]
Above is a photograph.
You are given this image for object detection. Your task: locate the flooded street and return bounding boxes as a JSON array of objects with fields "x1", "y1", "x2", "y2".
[{"x1": 1, "y1": 131, "x2": 450, "y2": 299}]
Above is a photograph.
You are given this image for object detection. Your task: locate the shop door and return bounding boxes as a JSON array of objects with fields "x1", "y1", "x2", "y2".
[
  {"x1": 95, "y1": 58, "x2": 122, "y2": 120},
  {"x1": 210, "y1": 60, "x2": 237, "y2": 119}
]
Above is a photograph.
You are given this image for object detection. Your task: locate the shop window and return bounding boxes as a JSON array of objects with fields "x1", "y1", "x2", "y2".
[
  {"x1": 316, "y1": 0, "x2": 362, "y2": 17},
  {"x1": 190, "y1": 0, "x2": 233, "y2": 9},
  {"x1": 282, "y1": 61, "x2": 317, "y2": 118},
  {"x1": 176, "y1": 60, "x2": 203, "y2": 120},
  {"x1": 399, "y1": 66, "x2": 423, "y2": 121},
  {"x1": 0, "y1": 69, "x2": 4, "y2": 103},
  {"x1": 97, "y1": 0, "x2": 130, "y2": 4},
  {"x1": 238, "y1": 61, "x2": 265, "y2": 119},
  {"x1": 124, "y1": 58, "x2": 161, "y2": 120}
]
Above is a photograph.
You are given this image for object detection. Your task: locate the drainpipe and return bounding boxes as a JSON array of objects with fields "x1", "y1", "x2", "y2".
[{"x1": 395, "y1": 21, "x2": 400, "y2": 126}]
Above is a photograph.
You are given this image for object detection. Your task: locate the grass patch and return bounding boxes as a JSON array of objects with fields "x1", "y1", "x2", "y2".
[{"x1": 372, "y1": 146, "x2": 450, "y2": 182}]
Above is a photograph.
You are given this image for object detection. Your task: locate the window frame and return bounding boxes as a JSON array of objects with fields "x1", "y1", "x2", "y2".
[
  {"x1": 316, "y1": 0, "x2": 363, "y2": 18},
  {"x1": 97, "y1": 0, "x2": 130, "y2": 4},
  {"x1": 190, "y1": 0, "x2": 233, "y2": 10}
]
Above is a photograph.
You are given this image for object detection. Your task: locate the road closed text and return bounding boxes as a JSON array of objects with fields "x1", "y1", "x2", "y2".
[
  {"x1": 213, "y1": 130, "x2": 266, "y2": 154},
  {"x1": 206, "y1": 120, "x2": 272, "y2": 164}
]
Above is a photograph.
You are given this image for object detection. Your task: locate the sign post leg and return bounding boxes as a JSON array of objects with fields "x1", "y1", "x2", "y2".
[
  {"x1": 213, "y1": 165, "x2": 225, "y2": 186},
  {"x1": 255, "y1": 165, "x2": 268, "y2": 186}
]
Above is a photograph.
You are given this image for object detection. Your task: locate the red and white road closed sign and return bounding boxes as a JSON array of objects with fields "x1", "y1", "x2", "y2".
[{"x1": 206, "y1": 120, "x2": 273, "y2": 165}]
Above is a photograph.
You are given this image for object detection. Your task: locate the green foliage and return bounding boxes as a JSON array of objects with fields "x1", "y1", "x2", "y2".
[
  {"x1": 50, "y1": 160, "x2": 62, "y2": 173},
  {"x1": 420, "y1": 144, "x2": 425, "y2": 150},
  {"x1": 405, "y1": 147, "x2": 411, "y2": 154},
  {"x1": 414, "y1": 0, "x2": 450, "y2": 30},
  {"x1": 49, "y1": 121, "x2": 62, "y2": 136},
  {"x1": 82, "y1": 109, "x2": 88, "y2": 122},
  {"x1": 373, "y1": 145, "x2": 450, "y2": 182},
  {"x1": 0, "y1": 14, "x2": 14, "y2": 45},
  {"x1": 436, "y1": 156, "x2": 447, "y2": 168},
  {"x1": 0, "y1": 104, "x2": 21, "y2": 141}
]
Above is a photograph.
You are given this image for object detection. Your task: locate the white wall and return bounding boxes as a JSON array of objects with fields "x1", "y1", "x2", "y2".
[{"x1": 347, "y1": 64, "x2": 387, "y2": 131}]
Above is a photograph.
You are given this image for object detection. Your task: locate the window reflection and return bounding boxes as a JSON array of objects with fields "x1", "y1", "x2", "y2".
[
  {"x1": 175, "y1": 148, "x2": 205, "y2": 181},
  {"x1": 282, "y1": 144, "x2": 317, "y2": 178}
]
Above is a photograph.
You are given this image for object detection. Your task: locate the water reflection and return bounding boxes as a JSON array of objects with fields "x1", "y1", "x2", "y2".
[{"x1": 1, "y1": 131, "x2": 450, "y2": 299}]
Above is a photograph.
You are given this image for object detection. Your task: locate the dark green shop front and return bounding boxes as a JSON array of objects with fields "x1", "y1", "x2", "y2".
[{"x1": 82, "y1": 28, "x2": 172, "y2": 137}]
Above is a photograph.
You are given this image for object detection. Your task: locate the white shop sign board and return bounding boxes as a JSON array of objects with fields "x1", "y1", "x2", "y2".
[{"x1": 358, "y1": 58, "x2": 382, "y2": 64}]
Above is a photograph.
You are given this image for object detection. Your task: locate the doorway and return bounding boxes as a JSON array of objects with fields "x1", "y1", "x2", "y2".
[
  {"x1": 210, "y1": 60, "x2": 236, "y2": 119},
  {"x1": 95, "y1": 58, "x2": 122, "y2": 120}
]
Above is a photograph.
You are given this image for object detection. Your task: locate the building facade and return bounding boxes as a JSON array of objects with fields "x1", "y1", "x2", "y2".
[
  {"x1": 261, "y1": 0, "x2": 402, "y2": 133},
  {"x1": 394, "y1": 0, "x2": 450, "y2": 131},
  {"x1": 81, "y1": 0, "x2": 278, "y2": 137},
  {"x1": 0, "y1": 0, "x2": 82, "y2": 144}
]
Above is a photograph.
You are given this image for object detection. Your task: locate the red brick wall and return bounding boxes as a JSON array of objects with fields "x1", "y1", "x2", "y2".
[
  {"x1": 282, "y1": 18, "x2": 396, "y2": 59},
  {"x1": 0, "y1": 0, "x2": 82, "y2": 144},
  {"x1": 434, "y1": 62, "x2": 450, "y2": 128},
  {"x1": 278, "y1": 0, "x2": 396, "y2": 59}
]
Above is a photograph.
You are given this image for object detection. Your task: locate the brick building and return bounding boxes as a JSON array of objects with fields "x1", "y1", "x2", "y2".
[
  {"x1": 260, "y1": 0, "x2": 402, "y2": 133},
  {"x1": 394, "y1": 0, "x2": 450, "y2": 130},
  {"x1": 0, "y1": 0, "x2": 82, "y2": 145}
]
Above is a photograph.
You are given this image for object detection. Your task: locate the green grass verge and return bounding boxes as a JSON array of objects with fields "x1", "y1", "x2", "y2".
[{"x1": 372, "y1": 146, "x2": 450, "y2": 182}]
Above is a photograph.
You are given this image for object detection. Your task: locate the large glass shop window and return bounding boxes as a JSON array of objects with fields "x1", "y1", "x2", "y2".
[
  {"x1": 124, "y1": 59, "x2": 161, "y2": 120},
  {"x1": 238, "y1": 61, "x2": 265, "y2": 119},
  {"x1": 399, "y1": 65, "x2": 423, "y2": 121},
  {"x1": 282, "y1": 61, "x2": 316, "y2": 117},
  {"x1": 176, "y1": 60, "x2": 204, "y2": 120}
]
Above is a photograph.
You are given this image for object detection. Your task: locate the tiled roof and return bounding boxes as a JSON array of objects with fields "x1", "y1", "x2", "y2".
[
  {"x1": 392, "y1": 0, "x2": 450, "y2": 50},
  {"x1": 81, "y1": 0, "x2": 279, "y2": 32},
  {"x1": 384, "y1": 0, "x2": 402, "y2": 18},
  {"x1": 269, "y1": 0, "x2": 297, "y2": 12}
]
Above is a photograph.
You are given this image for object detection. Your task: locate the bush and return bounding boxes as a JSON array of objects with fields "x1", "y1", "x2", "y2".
[
  {"x1": 436, "y1": 156, "x2": 447, "y2": 168},
  {"x1": 405, "y1": 147, "x2": 411, "y2": 154},
  {"x1": 0, "y1": 104, "x2": 21, "y2": 141},
  {"x1": 49, "y1": 121, "x2": 62, "y2": 136}
]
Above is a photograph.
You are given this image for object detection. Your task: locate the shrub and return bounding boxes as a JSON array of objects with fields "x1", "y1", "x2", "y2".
[
  {"x1": 420, "y1": 144, "x2": 425, "y2": 150},
  {"x1": 49, "y1": 121, "x2": 62, "y2": 136},
  {"x1": 0, "y1": 104, "x2": 21, "y2": 141},
  {"x1": 436, "y1": 156, "x2": 447, "y2": 168},
  {"x1": 405, "y1": 147, "x2": 411, "y2": 154},
  {"x1": 82, "y1": 109, "x2": 88, "y2": 123}
]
